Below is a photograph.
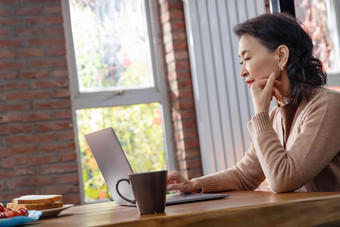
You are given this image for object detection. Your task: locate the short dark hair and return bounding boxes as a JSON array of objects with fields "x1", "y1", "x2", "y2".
[{"x1": 233, "y1": 13, "x2": 327, "y2": 106}]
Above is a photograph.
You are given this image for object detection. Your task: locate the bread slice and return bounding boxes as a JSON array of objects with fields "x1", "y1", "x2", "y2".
[
  {"x1": 13, "y1": 195, "x2": 62, "y2": 205},
  {"x1": 7, "y1": 194, "x2": 63, "y2": 211},
  {"x1": 7, "y1": 201, "x2": 63, "y2": 210}
]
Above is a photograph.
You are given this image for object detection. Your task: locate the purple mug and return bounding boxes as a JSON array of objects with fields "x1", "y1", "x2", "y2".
[{"x1": 116, "y1": 170, "x2": 167, "y2": 215}]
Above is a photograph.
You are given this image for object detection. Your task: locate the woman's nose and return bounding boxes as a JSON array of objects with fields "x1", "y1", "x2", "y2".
[{"x1": 240, "y1": 66, "x2": 248, "y2": 77}]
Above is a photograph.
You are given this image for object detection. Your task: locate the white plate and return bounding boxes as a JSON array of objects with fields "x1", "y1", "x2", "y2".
[{"x1": 40, "y1": 204, "x2": 74, "y2": 218}]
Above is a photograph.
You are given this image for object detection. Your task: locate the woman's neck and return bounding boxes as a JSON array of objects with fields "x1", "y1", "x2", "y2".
[
  {"x1": 277, "y1": 72, "x2": 290, "y2": 106},
  {"x1": 280, "y1": 72, "x2": 290, "y2": 94}
]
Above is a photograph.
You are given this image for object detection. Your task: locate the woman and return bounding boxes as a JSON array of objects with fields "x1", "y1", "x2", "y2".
[{"x1": 167, "y1": 13, "x2": 340, "y2": 193}]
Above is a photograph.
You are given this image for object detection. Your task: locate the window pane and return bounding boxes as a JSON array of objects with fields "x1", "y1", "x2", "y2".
[
  {"x1": 295, "y1": 0, "x2": 340, "y2": 73},
  {"x1": 70, "y1": 0, "x2": 154, "y2": 92},
  {"x1": 76, "y1": 103, "x2": 166, "y2": 202}
]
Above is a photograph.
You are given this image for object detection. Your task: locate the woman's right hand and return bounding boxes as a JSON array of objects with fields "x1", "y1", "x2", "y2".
[
  {"x1": 251, "y1": 72, "x2": 284, "y2": 114},
  {"x1": 167, "y1": 171, "x2": 202, "y2": 193}
]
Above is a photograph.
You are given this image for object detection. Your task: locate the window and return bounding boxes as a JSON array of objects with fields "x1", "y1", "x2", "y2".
[
  {"x1": 295, "y1": 0, "x2": 340, "y2": 90},
  {"x1": 62, "y1": 0, "x2": 174, "y2": 203}
]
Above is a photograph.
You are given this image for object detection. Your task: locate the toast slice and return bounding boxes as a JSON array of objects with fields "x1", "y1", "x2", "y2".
[
  {"x1": 7, "y1": 194, "x2": 63, "y2": 211},
  {"x1": 7, "y1": 201, "x2": 63, "y2": 210},
  {"x1": 13, "y1": 195, "x2": 62, "y2": 205}
]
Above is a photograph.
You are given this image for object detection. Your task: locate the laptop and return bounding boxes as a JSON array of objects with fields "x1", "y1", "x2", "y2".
[{"x1": 84, "y1": 127, "x2": 228, "y2": 206}]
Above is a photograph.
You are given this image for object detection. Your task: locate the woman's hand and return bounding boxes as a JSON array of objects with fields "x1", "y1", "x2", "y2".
[
  {"x1": 167, "y1": 171, "x2": 201, "y2": 193},
  {"x1": 251, "y1": 72, "x2": 283, "y2": 114}
]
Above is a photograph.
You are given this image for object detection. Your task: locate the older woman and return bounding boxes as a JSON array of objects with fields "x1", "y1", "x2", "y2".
[{"x1": 167, "y1": 13, "x2": 340, "y2": 193}]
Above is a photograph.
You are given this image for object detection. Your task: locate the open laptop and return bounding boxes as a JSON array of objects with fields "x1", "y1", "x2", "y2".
[{"x1": 85, "y1": 127, "x2": 228, "y2": 206}]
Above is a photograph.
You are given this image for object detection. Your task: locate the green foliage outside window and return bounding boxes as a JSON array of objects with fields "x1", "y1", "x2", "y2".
[
  {"x1": 77, "y1": 104, "x2": 166, "y2": 202},
  {"x1": 71, "y1": 0, "x2": 152, "y2": 91}
]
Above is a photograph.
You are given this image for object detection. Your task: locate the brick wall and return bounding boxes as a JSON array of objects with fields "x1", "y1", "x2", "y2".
[
  {"x1": 265, "y1": 0, "x2": 270, "y2": 13},
  {"x1": 159, "y1": 0, "x2": 203, "y2": 179},
  {"x1": 0, "y1": 0, "x2": 80, "y2": 204}
]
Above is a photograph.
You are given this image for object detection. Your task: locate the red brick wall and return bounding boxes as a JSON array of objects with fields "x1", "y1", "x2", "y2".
[
  {"x1": 265, "y1": 0, "x2": 270, "y2": 13},
  {"x1": 0, "y1": 0, "x2": 80, "y2": 204},
  {"x1": 159, "y1": 0, "x2": 203, "y2": 179}
]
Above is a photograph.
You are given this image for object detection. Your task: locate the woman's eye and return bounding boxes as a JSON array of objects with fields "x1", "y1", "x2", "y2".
[{"x1": 239, "y1": 58, "x2": 250, "y2": 65}]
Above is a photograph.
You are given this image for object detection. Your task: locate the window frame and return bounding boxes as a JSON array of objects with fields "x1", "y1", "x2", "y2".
[{"x1": 62, "y1": 0, "x2": 175, "y2": 204}]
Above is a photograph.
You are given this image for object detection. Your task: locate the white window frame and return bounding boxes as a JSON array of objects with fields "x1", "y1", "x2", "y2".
[{"x1": 61, "y1": 0, "x2": 175, "y2": 204}]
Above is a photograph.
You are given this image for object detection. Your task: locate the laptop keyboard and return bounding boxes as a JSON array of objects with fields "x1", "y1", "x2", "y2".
[
  {"x1": 165, "y1": 193, "x2": 228, "y2": 205},
  {"x1": 166, "y1": 193, "x2": 192, "y2": 202}
]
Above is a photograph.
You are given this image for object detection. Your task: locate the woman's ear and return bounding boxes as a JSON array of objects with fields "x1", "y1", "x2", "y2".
[{"x1": 276, "y1": 45, "x2": 289, "y2": 68}]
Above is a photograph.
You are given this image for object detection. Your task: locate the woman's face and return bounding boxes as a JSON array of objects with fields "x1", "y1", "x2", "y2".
[{"x1": 238, "y1": 34, "x2": 280, "y2": 88}]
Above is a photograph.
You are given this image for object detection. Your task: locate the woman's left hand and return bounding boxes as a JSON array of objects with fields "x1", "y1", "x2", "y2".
[{"x1": 251, "y1": 72, "x2": 283, "y2": 114}]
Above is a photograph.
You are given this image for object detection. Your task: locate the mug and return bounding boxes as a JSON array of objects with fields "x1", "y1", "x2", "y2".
[{"x1": 116, "y1": 170, "x2": 167, "y2": 215}]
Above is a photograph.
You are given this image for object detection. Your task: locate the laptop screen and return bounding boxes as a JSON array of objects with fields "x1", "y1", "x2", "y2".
[{"x1": 85, "y1": 127, "x2": 135, "y2": 206}]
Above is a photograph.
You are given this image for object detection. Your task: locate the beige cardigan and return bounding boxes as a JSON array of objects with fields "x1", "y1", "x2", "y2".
[{"x1": 194, "y1": 86, "x2": 340, "y2": 193}]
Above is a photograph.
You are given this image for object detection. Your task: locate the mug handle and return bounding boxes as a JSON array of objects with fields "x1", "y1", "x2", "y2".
[{"x1": 116, "y1": 178, "x2": 136, "y2": 204}]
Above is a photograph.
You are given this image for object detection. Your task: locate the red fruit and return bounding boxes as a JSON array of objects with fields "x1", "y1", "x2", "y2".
[
  {"x1": 0, "y1": 212, "x2": 5, "y2": 218},
  {"x1": 0, "y1": 203, "x2": 4, "y2": 212},
  {"x1": 4, "y1": 209, "x2": 20, "y2": 218},
  {"x1": 4, "y1": 208, "x2": 13, "y2": 212},
  {"x1": 17, "y1": 208, "x2": 28, "y2": 216}
]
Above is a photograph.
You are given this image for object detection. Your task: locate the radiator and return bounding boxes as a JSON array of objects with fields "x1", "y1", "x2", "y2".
[{"x1": 183, "y1": 0, "x2": 265, "y2": 174}]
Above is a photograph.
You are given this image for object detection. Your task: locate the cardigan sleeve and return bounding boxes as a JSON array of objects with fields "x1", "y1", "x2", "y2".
[
  {"x1": 247, "y1": 92, "x2": 340, "y2": 193},
  {"x1": 193, "y1": 142, "x2": 266, "y2": 192}
]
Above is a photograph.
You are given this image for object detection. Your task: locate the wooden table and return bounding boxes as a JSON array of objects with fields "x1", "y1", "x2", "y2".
[{"x1": 32, "y1": 191, "x2": 340, "y2": 227}]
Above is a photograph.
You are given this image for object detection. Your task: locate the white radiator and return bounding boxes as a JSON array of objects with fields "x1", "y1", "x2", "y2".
[{"x1": 183, "y1": 0, "x2": 266, "y2": 174}]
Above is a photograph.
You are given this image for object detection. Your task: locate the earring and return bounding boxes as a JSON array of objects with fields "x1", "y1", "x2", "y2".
[{"x1": 279, "y1": 65, "x2": 283, "y2": 72}]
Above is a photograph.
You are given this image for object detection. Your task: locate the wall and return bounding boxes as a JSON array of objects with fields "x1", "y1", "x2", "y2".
[
  {"x1": 159, "y1": 0, "x2": 202, "y2": 179},
  {"x1": 0, "y1": 0, "x2": 80, "y2": 204}
]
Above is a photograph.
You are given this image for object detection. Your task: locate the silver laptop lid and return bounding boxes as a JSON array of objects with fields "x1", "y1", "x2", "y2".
[{"x1": 84, "y1": 127, "x2": 134, "y2": 206}]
